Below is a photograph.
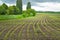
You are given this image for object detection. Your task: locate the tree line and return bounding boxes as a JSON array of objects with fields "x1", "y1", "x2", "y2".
[{"x1": 0, "y1": 0, "x2": 36, "y2": 17}]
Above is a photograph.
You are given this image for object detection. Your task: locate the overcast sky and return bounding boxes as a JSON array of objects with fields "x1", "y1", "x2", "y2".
[{"x1": 0, "y1": 0, "x2": 60, "y2": 11}]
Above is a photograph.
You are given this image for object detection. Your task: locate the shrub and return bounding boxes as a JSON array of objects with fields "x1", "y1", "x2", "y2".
[
  {"x1": 27, "y1": 9, "x2": 36, "y2": 16},
  {"x1": 22, "y1": 9, "x2": 36, "y2": 17},
  {"x1": 22, "y1": 10, "x2": 29, "y2": 17}
]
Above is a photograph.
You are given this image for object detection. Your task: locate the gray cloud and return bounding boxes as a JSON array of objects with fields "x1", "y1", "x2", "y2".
[
  {"x1": 1, "y1": 0, "x2": 60, "y2": 4},
  {"x1": 1, "y1": 0, "x2": 16, "y2": 4},
  {"x1": 30, "y1": 0, "x2": 60, "y2": 2},
  {"x1": 1, "y1": 0, "x2": 60, "y2": 7},
  {"x1": 1, "y1": 0, "x2": 60, "y2": 11}
]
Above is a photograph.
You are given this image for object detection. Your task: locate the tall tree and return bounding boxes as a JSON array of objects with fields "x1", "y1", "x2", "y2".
[
  {"x1": 16, "y1": 0, "x2": 22, "y2": 14},
  {"x1": 26, "y1": 2, "x2": 31, "y2": 10}
]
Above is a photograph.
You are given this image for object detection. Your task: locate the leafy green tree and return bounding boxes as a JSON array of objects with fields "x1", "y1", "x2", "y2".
[
  {"x1": 7, "y1": 6, "x2": 20, "y2": 15},
  {"x1": 26, "y1": 2, "x2": 31, "y2": 10},
  {"x1": 2, "y1": 3, "x2": 8, "y2": 9},
  {"x1": 0, "y1": 5, "x2": 7, "y2": 15},
  {"x1": 16, "y1": 0, "x2": 22, "y2": 14}
]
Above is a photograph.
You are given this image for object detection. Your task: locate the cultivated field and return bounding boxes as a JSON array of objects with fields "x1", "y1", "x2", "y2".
[{"x1": 0, "y1": 13, "x2": 60, "y2": 40}]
